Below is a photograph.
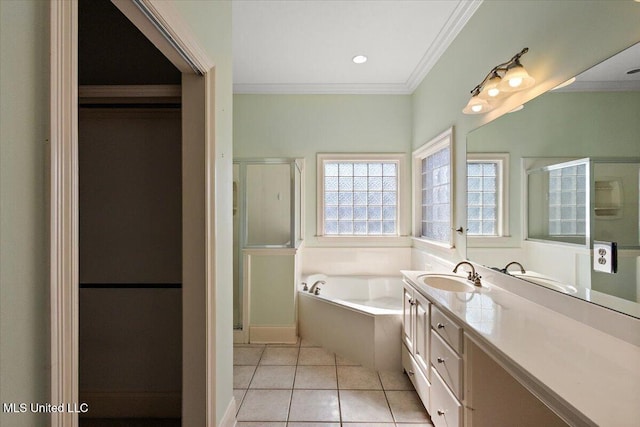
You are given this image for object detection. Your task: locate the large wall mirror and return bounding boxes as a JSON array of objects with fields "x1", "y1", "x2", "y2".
[{"x1": 467, "y1": 41, "x2": 640, "y2": 319}]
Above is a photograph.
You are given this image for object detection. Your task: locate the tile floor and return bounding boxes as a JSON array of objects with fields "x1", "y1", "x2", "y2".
[{"x1": 234, "y1": 339, "x2": 433, "y2": 427}]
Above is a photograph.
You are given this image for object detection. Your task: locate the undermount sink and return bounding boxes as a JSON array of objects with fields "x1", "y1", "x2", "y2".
[{"x1": 418, "y1": 274, "x2": 476, "y2": 293}]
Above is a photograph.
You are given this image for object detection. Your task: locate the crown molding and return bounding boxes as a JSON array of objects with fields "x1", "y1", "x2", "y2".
[
  {"x1": 406, "y1": 0, "x2": 483, "y2": 92},
  {"x1": 233, "y1": 82, "x2": 413, "y2": 95}
]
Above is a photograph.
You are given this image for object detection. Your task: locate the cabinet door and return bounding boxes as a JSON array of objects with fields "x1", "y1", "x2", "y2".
[
  {"x1": 402, "y1": 282, "x2": 415, "y2": 353},
  {"x1": 414, "y1": 293, "x2": 430, "y2": 378}
]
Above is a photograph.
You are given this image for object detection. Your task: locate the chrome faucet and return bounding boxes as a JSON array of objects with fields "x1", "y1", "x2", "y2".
[
  {"x1": 453, "y1": 261, "x2": 482, "y2": 287},
  {"x1": 309, "y1": 280, "x2": 325, "y2": 295},
  {"x1": 503, "y1": 261, "x2": 526, "y2": 274}
]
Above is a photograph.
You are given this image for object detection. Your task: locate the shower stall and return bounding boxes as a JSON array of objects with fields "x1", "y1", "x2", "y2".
[{"x1": 233, "y1": 159, "x2": 304, "y2": 342}]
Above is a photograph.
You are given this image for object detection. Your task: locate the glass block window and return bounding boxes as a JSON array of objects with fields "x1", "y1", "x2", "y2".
[
  {"x1": 320, "y1": 158, "x2": 400, "y2": 236},
  {"x1": 421, "y1": 147, "x2": 451, "y2": 242},
  {"x1": 467, "y1": 161, "x2": 498, "y2": 236},
  {"x1": 548, "y1": 164, "x2": 586, "y2": 236}
]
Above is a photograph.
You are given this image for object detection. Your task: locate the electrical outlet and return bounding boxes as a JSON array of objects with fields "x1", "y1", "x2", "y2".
[{"x1": 593, "y1": 241, "x2": 617, "y2": 274}]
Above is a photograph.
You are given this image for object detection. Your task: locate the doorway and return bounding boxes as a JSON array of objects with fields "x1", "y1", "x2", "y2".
[{"x1": 50, "y1": 1, "x2": 218, "y2": 425}]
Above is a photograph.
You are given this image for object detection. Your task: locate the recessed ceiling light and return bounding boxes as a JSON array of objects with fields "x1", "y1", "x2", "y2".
[{"x1": 352, "y1": 55, "x2": 368, "y2": 64}]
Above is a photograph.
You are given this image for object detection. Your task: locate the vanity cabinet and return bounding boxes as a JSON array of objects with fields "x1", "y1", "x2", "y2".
[
  {"x1": 430, "y1": 306, "x2": 464, "y2": 427},
  {"x1": 402, "y1": 280, "x2": 431, "y2": 409},
  {"x1": 402, "y1": 272, "x2": 569, "y2": 427}
]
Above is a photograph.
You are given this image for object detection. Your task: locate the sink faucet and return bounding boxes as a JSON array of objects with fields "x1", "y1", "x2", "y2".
[
  {"x1": 453, "y1": 261, "x2": 482, "y2": 287},
  {"x1": 309, "y1": 280, "x2": 325, "y2": 295},
  {"x1": 503, "y1": 261, "x2": 526, "y2": 274}
]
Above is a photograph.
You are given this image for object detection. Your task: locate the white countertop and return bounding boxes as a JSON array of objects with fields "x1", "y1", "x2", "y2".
[{"x1": 401, "y1": 270, "x2": 640, "y2": 427}]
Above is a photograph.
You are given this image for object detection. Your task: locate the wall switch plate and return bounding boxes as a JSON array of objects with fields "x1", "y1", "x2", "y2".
[{"x1": 593, "y1": 241, "x2": 617, "y2": 274}]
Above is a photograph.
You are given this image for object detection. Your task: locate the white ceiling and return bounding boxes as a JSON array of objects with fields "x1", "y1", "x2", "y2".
[
  {"x1": 562, "y1": 41, "x2": 640, "y2": 92},
  {"x1": 232, "y1": 0, "x2": 482, "y2": 94}
]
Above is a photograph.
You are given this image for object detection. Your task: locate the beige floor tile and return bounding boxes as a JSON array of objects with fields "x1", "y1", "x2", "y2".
[
  {"x1": 288, "y1": 389, "x2": 340, "y2": 422},
  {"x1": 287, "y1": 423, "x2": 340, "y2": 427},
  {"x1": 294, "y1": 365, "x2": 337, "y2": 389},
  {"x1": 249, "y1": 365, "x2": 296, "y2": 389},
  {"x1": 339, "y1": 390, "x2": 394, "y2": 423},
  {"x1": 236, "y1": 389, "x2": 291, "y2": 422},
  {"x1": 395, "y1": 423, "x2": 433, "y2": 427},
  {"x1": 337, "y1": 366, "x2": 383, "y2": 390},
  {"x1": 234, "y1": 346, "x2": 265, "y2": 365},
  {"x1": 298, "y1": 347, "x2": 335, "y2": 365},
  {"x1": 379, "y1": 369, "x2": 415, "y2": 390},
  {"x1": 237, "y1": 422, "x2": 286, "y2": 427},
  {"x1": 386, "y1": 390, "x2": 430, "y2": 423},
  {"x1": 336, "y1": 354, "x2": 360, "y2": 366},
  {"x1": 260, "y1": 346, "x2": 300, "y2": 365},
  {"x1": 234, "y1": 365, "x2": 257, "y2": 388},
  {"x1": 342, "y1": 424, "x2": 395, "y2": 427}
]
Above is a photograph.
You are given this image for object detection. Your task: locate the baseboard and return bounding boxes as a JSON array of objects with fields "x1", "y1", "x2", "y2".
[
  {"x1": 219, "y1": 396, "x2": 237, "y2": 427},
  {"x1": 79, "y1": 391, "x2": 180, "y2": 418},
  {"x1": 249, "y1": 325, "x2": 297, "y2": 344}
]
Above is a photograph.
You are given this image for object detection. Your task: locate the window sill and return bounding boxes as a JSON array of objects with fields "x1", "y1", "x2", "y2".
[
  {"x1": 411, "y1": 237, "x2": 455, "y2": 252},
  {"x1": 314, "y1": 235, "x2": 412, "y2": 247}
]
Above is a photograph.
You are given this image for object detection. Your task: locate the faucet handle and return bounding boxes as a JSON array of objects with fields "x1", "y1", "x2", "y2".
[
  {"x1": 314, "y1": 287, "x2": 321, "y2": 295},
  {"x1": 302, "y1": 282, "x2": 308, "y2": 291},
  {"x1": 472, "y1": 274, "x2": 482, "y2": 287}
]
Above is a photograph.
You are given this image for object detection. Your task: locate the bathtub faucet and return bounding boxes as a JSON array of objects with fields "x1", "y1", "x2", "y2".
[
  {"x1": 503, "y1": 261, "x2": 526, "y2": 274},
  {"x1": 309, "y1": 280, "x2": 325, "y2": 295}
]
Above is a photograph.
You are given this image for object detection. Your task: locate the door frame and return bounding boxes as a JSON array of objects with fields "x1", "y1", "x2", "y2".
[{"x1": 50, "y1": 1, "x2": 218, "y2": 425}]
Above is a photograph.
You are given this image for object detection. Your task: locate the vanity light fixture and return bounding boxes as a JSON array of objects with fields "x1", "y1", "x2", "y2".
[
  {"x1": 352, "y1": 55, "x2": 368, "y2": 64},
  {"x1": 463, "y1": 48, "x2": 535, "y2": 114}
]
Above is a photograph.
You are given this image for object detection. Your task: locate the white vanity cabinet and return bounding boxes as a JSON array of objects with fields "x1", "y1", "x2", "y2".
[
  {"x1": 401, "y1": 280, "x2": 431, "y2": 410},
  {"x1": 402, "y1": 271, "x2": 570, "y2": 427},
  {"x1": 430, "y1": 306, "x2": 463, "y2": 427}
]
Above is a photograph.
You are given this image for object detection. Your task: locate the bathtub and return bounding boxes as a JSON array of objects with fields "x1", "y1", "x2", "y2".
[{"x1": 298, "y1": 274, "x2": 403, "y2": 370}]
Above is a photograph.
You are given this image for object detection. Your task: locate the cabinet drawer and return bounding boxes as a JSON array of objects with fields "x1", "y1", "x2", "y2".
[
  {"x1": 431, "y1": 306, "x2": 462, "y2": 354},
  {"x1": 402, "y1": 344, "x2": 430, "y2": 410},
  {"x1": 431, "y1": 367, "x2": 462, "y2": 427},
  {"x1": 431, "y1": 329, "x2": 463, "y2": 399}
]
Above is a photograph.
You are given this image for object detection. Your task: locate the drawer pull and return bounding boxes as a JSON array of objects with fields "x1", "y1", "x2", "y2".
[
  {"x1": 437, "y1": 410, "x2": 445, "y2": 416},
  {"x1": 437, "y1": 322, "x2": 445, "y2": 329},
  {"x1": 437, "y1": 357, "x2": 445, "y2": 364},
  {"x1": 407, "y1": 370, "x2": 415, "y2": 376},
  {"x1": 409, "y1": 298, "x2": 416, "y2": 306}
]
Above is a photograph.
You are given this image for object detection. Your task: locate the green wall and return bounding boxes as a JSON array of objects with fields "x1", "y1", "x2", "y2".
[
  {"x1": 411, "y1": 0, "x2": 640, "y2": 262},
  {"x1": 233, "y1": 94, "x2": 412, "y2": 246},
  {"x1": 169, "y1": 1, "x2": 234, "y2": 424},
  {"x1": 0, "y1": 1, "x2": 50, "y2": 426}
]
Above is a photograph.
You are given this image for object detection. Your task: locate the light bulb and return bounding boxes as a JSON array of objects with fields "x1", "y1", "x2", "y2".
[
  {"x1": 508, "y1": 77, "x2": 523, "y2": 88},
  {"x1": 498, "y1": 62, "x2": 535, "y2": 92},
  {"x1": 463, "y1": 95, "x2": 495, "y2": 114},
  {"x1": 487, "y1": 87, "x2": 500, "y2": 97}
]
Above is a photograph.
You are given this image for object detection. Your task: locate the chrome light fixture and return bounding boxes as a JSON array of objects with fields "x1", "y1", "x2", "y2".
[{"x1": 463, "y1": 48, "x2": 535, "y2": 114}]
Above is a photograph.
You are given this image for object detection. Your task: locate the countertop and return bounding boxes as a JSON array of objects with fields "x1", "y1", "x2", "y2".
[{"x1": 401, "y1": 270, "x2": 640, "y2": 427}]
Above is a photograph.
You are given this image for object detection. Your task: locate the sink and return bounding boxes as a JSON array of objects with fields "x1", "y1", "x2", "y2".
[{"x1": 418, "y1": 274, "x2": 476, "y2": 293}]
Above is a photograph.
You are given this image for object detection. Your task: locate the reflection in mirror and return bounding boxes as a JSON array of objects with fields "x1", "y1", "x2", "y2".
[{"x1": 466, "y1": 41, "x2": 640, "y2": 319}]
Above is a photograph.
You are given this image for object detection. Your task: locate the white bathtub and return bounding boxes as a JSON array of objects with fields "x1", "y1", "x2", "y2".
[{"x1": 298, "y1": 274, "x2": 403, "y2": 370}]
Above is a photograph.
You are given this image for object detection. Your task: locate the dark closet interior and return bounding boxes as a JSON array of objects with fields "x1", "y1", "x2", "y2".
[{"x1": 78, "y1": 1, "x2": 182, "y2": 425}]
